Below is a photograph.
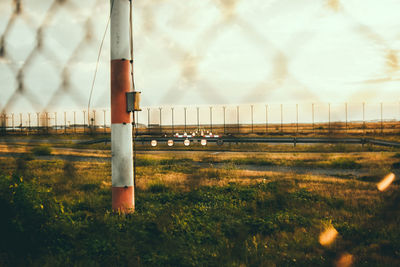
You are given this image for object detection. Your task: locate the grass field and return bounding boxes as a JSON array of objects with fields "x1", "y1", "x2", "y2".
[{"x1": 1, "y1": 143, "x2": 400, "y2": 266}]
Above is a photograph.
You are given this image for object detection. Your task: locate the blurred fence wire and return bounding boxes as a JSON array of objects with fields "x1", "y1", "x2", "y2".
[{"x1": 0, "y1": 0, "x2": 400, "y2": 129}]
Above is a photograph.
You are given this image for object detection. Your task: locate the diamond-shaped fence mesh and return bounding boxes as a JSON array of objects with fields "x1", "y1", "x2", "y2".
[{"x1": 0, "y1": 0, "x2": 399, "y2": 136}]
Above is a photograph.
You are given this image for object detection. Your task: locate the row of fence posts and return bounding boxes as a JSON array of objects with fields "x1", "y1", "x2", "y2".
[
  {"x1": 0, "y1": 103, "x2": 399, "y2": 135},
  {"x1": 144, "y1": 103, "x2": 398, "y2": 135},
  {"x1": 0, "y1": 110, "x2": 108, "y2": 135}
]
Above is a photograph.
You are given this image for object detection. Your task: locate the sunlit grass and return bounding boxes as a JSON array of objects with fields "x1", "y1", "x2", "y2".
[{"x1": 1, "y1": 149, "x2": 400, "y2": 266}]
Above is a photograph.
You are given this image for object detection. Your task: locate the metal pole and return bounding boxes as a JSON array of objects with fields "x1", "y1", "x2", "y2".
[
  {"x1": 184, "y1": 107, "x2": 187, "y2": 133},
  {"x1": 362, "y1": 102, "x2": 365, "y2": 134},
  {"x1": 147, "y1": 108, "x2": 150, "y2": 133},
  {"x1": 237, "y1": 105, "x2": 240, "y2": 133},
  {"x1": 28, "y1": 113, "x2": 31, "y2": 133},
  {"x1": 54, "y1": 112, "x2": 57, "y2": 133},
  {"x1": 280, "y1": 104, "x2": 283, "y2": 133},
  {"x1": 46, "y1": 112, "x2": 49, "y2": 133},
  {"x1": 36, "y1": 112, "x2": 40, "y2": 133},
  {"x1": 103, "y1": 110, "x2": 106, "y2": 134},
  {"x1": 64, "y1": 111, "x2": 67, "y2": 134},
  {"x1": 110, "y1": 0, "x2": 134, "y2": 212},
  {"x1": 345, "y1": 102, "x2": 348, "y2": 134},
  {"x1": 381, "y1": 102, "x2": 383, "y2": 134},
  {"x1": 312, "y1": 103, "x2": 314, "y2": 134},
  {"x1": 296, "y1": 104, "x2": 299, "y2": 133},
  {"x1": 19, "y1": 113, "x2": 22, "y2": 133},
  {"x1": 11, "y1": 113, "x2": 14, "y2": 133},
  {"x1": 197, "y1": 107, "x2": 200, "y2": 132},
  {"x1": 83, "y1": 110, "x2": 86, "y2": 134},
  {"x1": 73, "y1": 111, "x2": 76, "y2": 133},
  {"x1": 159, "y1": 107, "x2": 162, "y2": 134},
  {"x1": 171, "y1": 107, "x2": 174, "y2": 134},
  {"x1": 251, "y1": 105, "x2": 254, "y2": 133},
  {"x1": 265, "y1": 104, "x2": 268, "y2": 133},
  {"x1": 223, "y1": 106, "x2": 226, "y2": 134},
  {"x1": 210, "y1": 106, "x2": 213, "y2": 132},
  {"x1": 328, "y1": 103, "x2": 331, "y2": 133},
  {"x1": 92, "y1": 110, "x2": 96, "y2": 133}
]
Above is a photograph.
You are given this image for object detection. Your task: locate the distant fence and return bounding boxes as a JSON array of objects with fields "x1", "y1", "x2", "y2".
[{"x1": 1, "y1": 102, "x2": 399, "y2": 136}]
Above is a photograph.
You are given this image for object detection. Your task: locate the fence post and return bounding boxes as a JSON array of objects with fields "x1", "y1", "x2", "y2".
[
  {"x1": 251, "y1": 105, "x2": 254, "y2": 133},
  {"x1": 159, "y1": 107, "x2": 162, "y2": 134},
  {"x1": 223, "y1": 106, "x2": 226, "y2": 134},
  {"x1": 381, "y1": 102, "x2": 383, "y2": 135},
  {"x1": 362, "y1": 102, "x2": 365, "y2": 134},
  {"x1": 45, "y1": 112, "x2": 49, "y2": 133},
  {"x1": 312, "y1": 103, "x2": 314, "y2": 134},
  {"x1": 237, "y1": 105, "x2": 240, "y2": 134},
  {"x1": 328, "y1": 103, "x2": 331, "y2": 134},
  {"x1": 36, "y1": 112, "x2": 40, "y2": 133},
  {"x1": 83, "y1": 110, "x2": 86, "y2": 134},
  {"x1": 280, "y1": 104, "x2": 283, "y2": 133},
  {"x1": 296, "y1": 104, "x2": 299, "y2": 134},
  {"x1": 345, "y1": 102, "x2": 348, "y2": 134},
  {"x1": 19, "y1": 113, "x2": 22, "y2": 133},
  {"x1": 73, "y1": 111, "x2": 76, "y2": 133},
  {"x1": 54, "y1": 112, "x2": 57, "y2": 133},
  {"x1": 2, "y1": 113, "x2": 6, "y2": 135},
  {"x1": 92, "y1": 110, "x2": 96, "y2": 133},
  {"x1": 184, "y1": 107, "x2": 187, "y2": 133},
  {"x1": 64, "y1": 111, "x2": 67, "y2": 134},
  {"x1": 210, "y1": 106, "x2": 213, "y2": 132},
  {"x1": 265, "y1": 104, "x2": 268, "y2": 134},
  {"x1": 11, "y1": 113, "x2": 14, "y2": 133},
  {"x1": 147, "y1": 108, "x2": 150, "y2": 134},
  {"x1": 103, "y1": 110, "x2": 106, "y2": 134},
  {"x1": 196, "y1": 107, "x2": 200, "y2": 132},
  {"x1": 28, "y1": 113, "x2": 31, "y2": 134},
  {"x1": 171, "y1": 107, "x2": 174, "y2": 134}
]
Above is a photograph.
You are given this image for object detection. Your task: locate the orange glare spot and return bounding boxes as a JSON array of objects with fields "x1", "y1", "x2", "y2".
[
  {"x1": 377, "y1": 173, "x2": 395, "y2": 192},
  {"x1": 335, "y1": 253, "x2": 354, "y2": 267},
  {"x1": 319, "y1": 226, "x2": 338, "y2": 246}
]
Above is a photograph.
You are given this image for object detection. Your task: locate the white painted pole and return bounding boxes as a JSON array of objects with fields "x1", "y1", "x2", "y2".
[{"x1": 111, "y1": 0, "x2": 134, "y2": 213}]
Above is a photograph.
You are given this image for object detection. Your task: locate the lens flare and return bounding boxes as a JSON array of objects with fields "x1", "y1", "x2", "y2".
[
  {"x1": 319, "y1": 226, "x2": 338, "y2": 246},
  {"x1": 335, "y1": 253, "x2": 353, "y2": 267},
  {"x1": 377, "y1": 173, "x2": 395, "y2": 192}
]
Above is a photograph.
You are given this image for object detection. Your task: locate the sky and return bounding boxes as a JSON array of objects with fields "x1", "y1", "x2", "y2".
[{"x1": 0, "y1": 0, "x2": 399, "y2": 124}]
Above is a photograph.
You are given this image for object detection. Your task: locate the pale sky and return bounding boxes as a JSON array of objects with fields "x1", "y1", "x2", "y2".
[{"x1": 0, "y1": 0, "x2": 399, "y2": 121}]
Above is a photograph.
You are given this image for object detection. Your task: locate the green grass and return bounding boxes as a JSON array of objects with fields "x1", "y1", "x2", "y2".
[{"x1": 0, "y1": 152, "x2": 399, "y2": 266}]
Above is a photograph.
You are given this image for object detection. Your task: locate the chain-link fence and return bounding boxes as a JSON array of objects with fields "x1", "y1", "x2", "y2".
[{"x1": 1, "y1": 0, "x2": 399, "y2": 119}]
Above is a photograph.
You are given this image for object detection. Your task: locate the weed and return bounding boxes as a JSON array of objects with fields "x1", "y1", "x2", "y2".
[
  {"x1": 329, "y1": 158, "x2": 361, "y2": 169},
  {"x1": 31, "y1": 145, "x2": 52, "y2": 156}
]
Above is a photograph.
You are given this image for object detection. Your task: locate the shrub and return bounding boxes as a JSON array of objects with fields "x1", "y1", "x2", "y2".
[
  {"x1": 148, "y1": 182, "x2": 169, "y2": 193},
  {"x1": 31, "y1": 145, "x2": 52, "y2": 156},
  {"x1": 329, "y1": 158, "x2": 361, "y2": 169},
  {"x1": 0, "y1": 175, "x2": 66, "y2": 264}
]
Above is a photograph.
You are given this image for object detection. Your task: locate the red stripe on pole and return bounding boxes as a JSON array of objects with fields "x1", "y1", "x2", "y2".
[
  {"x1": 111, "y1": 59, "x2": 131, "y2": 124},
  {"x1": 112, "y1": 186, "x2": 134, "y2": 212}
]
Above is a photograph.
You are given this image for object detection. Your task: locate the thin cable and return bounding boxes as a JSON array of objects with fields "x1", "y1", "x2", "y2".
[
  {"x1": 87, "y1": 0, "x2": 114, "y2": 126},
  {"x1": 129, "y1": 0, "x2": 137, "y2": 191},
  {"x1": 129, "y1": 0, "x2": 135, "y2": 91}
]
